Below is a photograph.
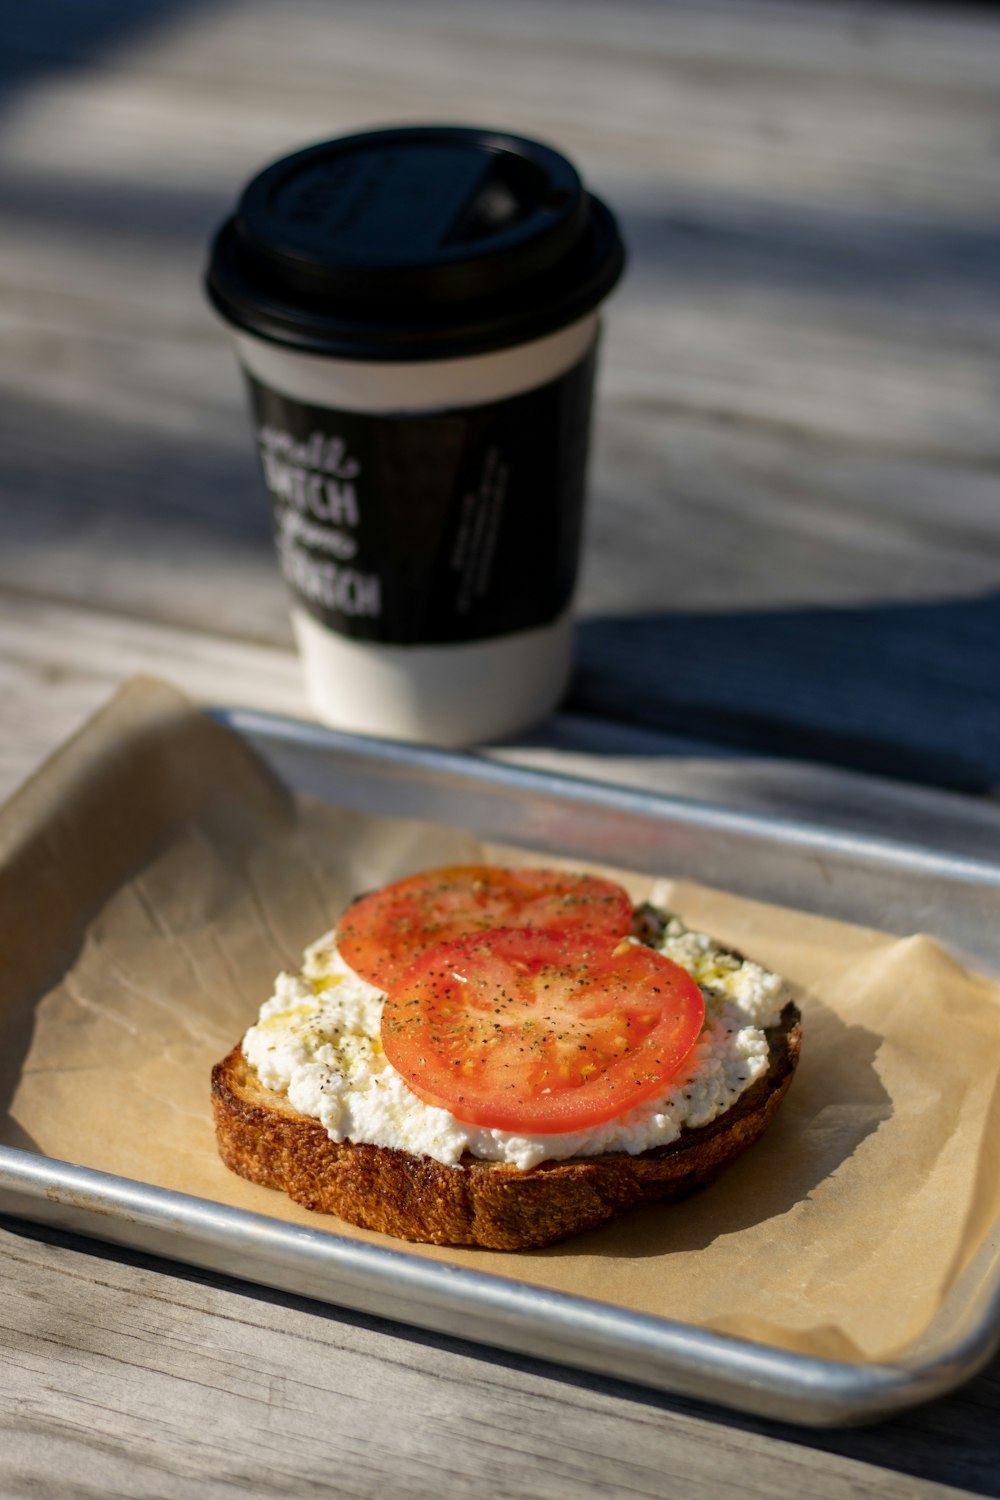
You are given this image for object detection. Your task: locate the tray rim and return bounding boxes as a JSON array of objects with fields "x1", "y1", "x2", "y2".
[
  {"x1": 2, "y1": 704, "x2": 999, "y2": 1427},
  {"x1": 1, "y1": 1144, "x2": 996, "y2": 1429},
  {"x1": 219, "y1": 708, "x2": 1000, "y2": 891}
]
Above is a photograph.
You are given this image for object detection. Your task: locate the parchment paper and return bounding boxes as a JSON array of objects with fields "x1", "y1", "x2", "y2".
[{"x1": 3, "y1": 676, "x2": 999, "y2": 1364}]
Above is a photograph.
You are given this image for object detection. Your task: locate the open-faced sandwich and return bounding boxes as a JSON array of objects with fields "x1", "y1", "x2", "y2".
[{"x1": 212, "y1": 866, "x2": 801, "y2": 1249}]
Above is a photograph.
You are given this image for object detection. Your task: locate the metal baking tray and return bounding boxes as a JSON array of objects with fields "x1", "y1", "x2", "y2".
[{"x1": 2, "y1": 708, "x2": 999, "y2": 1428}]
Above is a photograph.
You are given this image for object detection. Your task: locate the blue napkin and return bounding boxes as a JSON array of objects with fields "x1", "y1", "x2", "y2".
[{"x1": 570, "y1": 594, "x2": 1000, "y2": 793}]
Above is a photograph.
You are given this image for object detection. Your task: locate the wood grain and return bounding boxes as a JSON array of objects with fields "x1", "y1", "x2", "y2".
[
  {"x1": 0, "y1": 1219, "x2": 994, "y2": 1500},
  {"x1": 1, "y1": 0, "x2": 997, "y2": 786}
]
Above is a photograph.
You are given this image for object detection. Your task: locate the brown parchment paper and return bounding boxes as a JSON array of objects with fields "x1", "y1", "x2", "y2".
[{"x1": 3, "y1": 677, "x2": 1000, "y2": 1365}]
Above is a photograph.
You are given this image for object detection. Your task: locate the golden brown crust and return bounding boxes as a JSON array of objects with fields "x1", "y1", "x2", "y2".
[{"x1": 211, "y1": 1002, "x2": 801, "y2": 1250}]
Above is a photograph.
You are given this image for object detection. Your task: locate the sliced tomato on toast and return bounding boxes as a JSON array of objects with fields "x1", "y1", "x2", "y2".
[
  {"x1": 338, "y1": 865, "x2": 633, "y2": 992},
  {"x1": 380, "y1": 928, "x2": 706, "y2": 1134}
]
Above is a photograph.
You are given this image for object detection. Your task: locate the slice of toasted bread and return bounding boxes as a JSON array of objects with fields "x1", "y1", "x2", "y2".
[{"x1": 211, "y1": 1000, "x2": 800, "y2": 1250}]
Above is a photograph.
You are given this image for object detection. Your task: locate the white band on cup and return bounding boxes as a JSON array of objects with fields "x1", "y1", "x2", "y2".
[
  {"x1": 232, "y1": 313, "x2": 599, "y2": 413},
  {"x1": 292, "y1": 606, "x2": 575, "y2": 746}
]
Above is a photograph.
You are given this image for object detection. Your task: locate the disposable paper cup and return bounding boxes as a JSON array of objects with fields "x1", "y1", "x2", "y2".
[{"x1": 206, "y1": 126, "x2": 625, "y2": 745}]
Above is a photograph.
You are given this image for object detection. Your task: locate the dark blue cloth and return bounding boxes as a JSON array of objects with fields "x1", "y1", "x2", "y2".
[{"x1": 570, "y1": 594, "x2": 1000, "y2": 792}]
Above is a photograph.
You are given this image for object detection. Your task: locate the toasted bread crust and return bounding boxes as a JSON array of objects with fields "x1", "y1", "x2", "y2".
[{"x1": 211, "y1": 1001, "x2": 801, "y2": 1250}]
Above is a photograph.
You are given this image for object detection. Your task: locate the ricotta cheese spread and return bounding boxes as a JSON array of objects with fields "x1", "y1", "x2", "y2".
[{"x1": 242, "y1": 909, "x2": 790, "y2": 1170}]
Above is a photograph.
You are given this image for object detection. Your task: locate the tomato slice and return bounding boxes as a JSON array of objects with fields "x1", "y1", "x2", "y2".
[
  {"x1": 380, "y1": 928, "x2": 706, "y2": 1134},
  {"x1": 337, "y1": 865, "x2": 633, "y2": 992}
]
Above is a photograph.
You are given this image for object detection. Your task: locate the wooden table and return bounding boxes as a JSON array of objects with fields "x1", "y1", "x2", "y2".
[{"x1": 2, "y1": 1, "x2": 999, "y2": 1492}]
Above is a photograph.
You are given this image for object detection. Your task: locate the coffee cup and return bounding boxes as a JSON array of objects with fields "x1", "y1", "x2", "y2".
[{"x1": 206, "y1": 126, "x2": 625, "y2": 745}]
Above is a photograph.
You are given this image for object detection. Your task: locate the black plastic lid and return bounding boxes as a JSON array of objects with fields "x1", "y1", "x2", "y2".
[{"x1": 205, "y1": 126, "x2": 625, "y2": 361}]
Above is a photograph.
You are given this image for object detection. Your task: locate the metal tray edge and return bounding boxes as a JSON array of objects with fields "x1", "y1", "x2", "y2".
[
  {"x1": 217, "y1": 708, "x2": 1000, "y2": 890},
  {"x1": 3, "y1": 1144, "x2": 992, "y2": 1429}
]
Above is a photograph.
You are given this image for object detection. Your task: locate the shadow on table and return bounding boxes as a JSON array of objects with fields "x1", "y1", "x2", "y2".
[
  {"x1": 619, "y1": 194, "x2": 1000, "y2": 312},
  {"x1": 568, "y1": 592, "x2": 1000, "y2": 794},
  {"x1": 0, "y1": 0, "x2": 206, "y2": 97},
  {"x1": 522, "y1": 999, "x2": 888, "y2": 1264}
]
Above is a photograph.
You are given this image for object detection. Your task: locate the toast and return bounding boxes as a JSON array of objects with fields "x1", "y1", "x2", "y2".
[
  {"x1": 211, "y1": 885, "x2": 801, "y2": 1249},
  {"x1": 212, "y1": 1004, "x2": 799, "y2": 1250}
]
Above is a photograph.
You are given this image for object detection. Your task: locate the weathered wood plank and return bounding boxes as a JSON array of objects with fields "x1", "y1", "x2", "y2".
[
  {"x1": 5, "y1": 0, "x2": 1000, "y2": 208},
  {"x1": 0, "y1": 597, "x2": 307, "y2": 804},
  {"x1": 0, "y1": 0, "x2": 997, "y2": 759},
  {"x1": 2, "y1": 166, "x2": 998, "y2": 457},
  {"x1": 3, "y1": 378, "x2": 998, "y2": 789},
  {"x1": 0, "y1": 1219, "x2": 991, "y2": 1500},
  {"x1": 3, "y1": 384, "x2": 998, "y2": 640},
  {"x1": 0, "y1": 0, "x2": 998, "y2": 465}
]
